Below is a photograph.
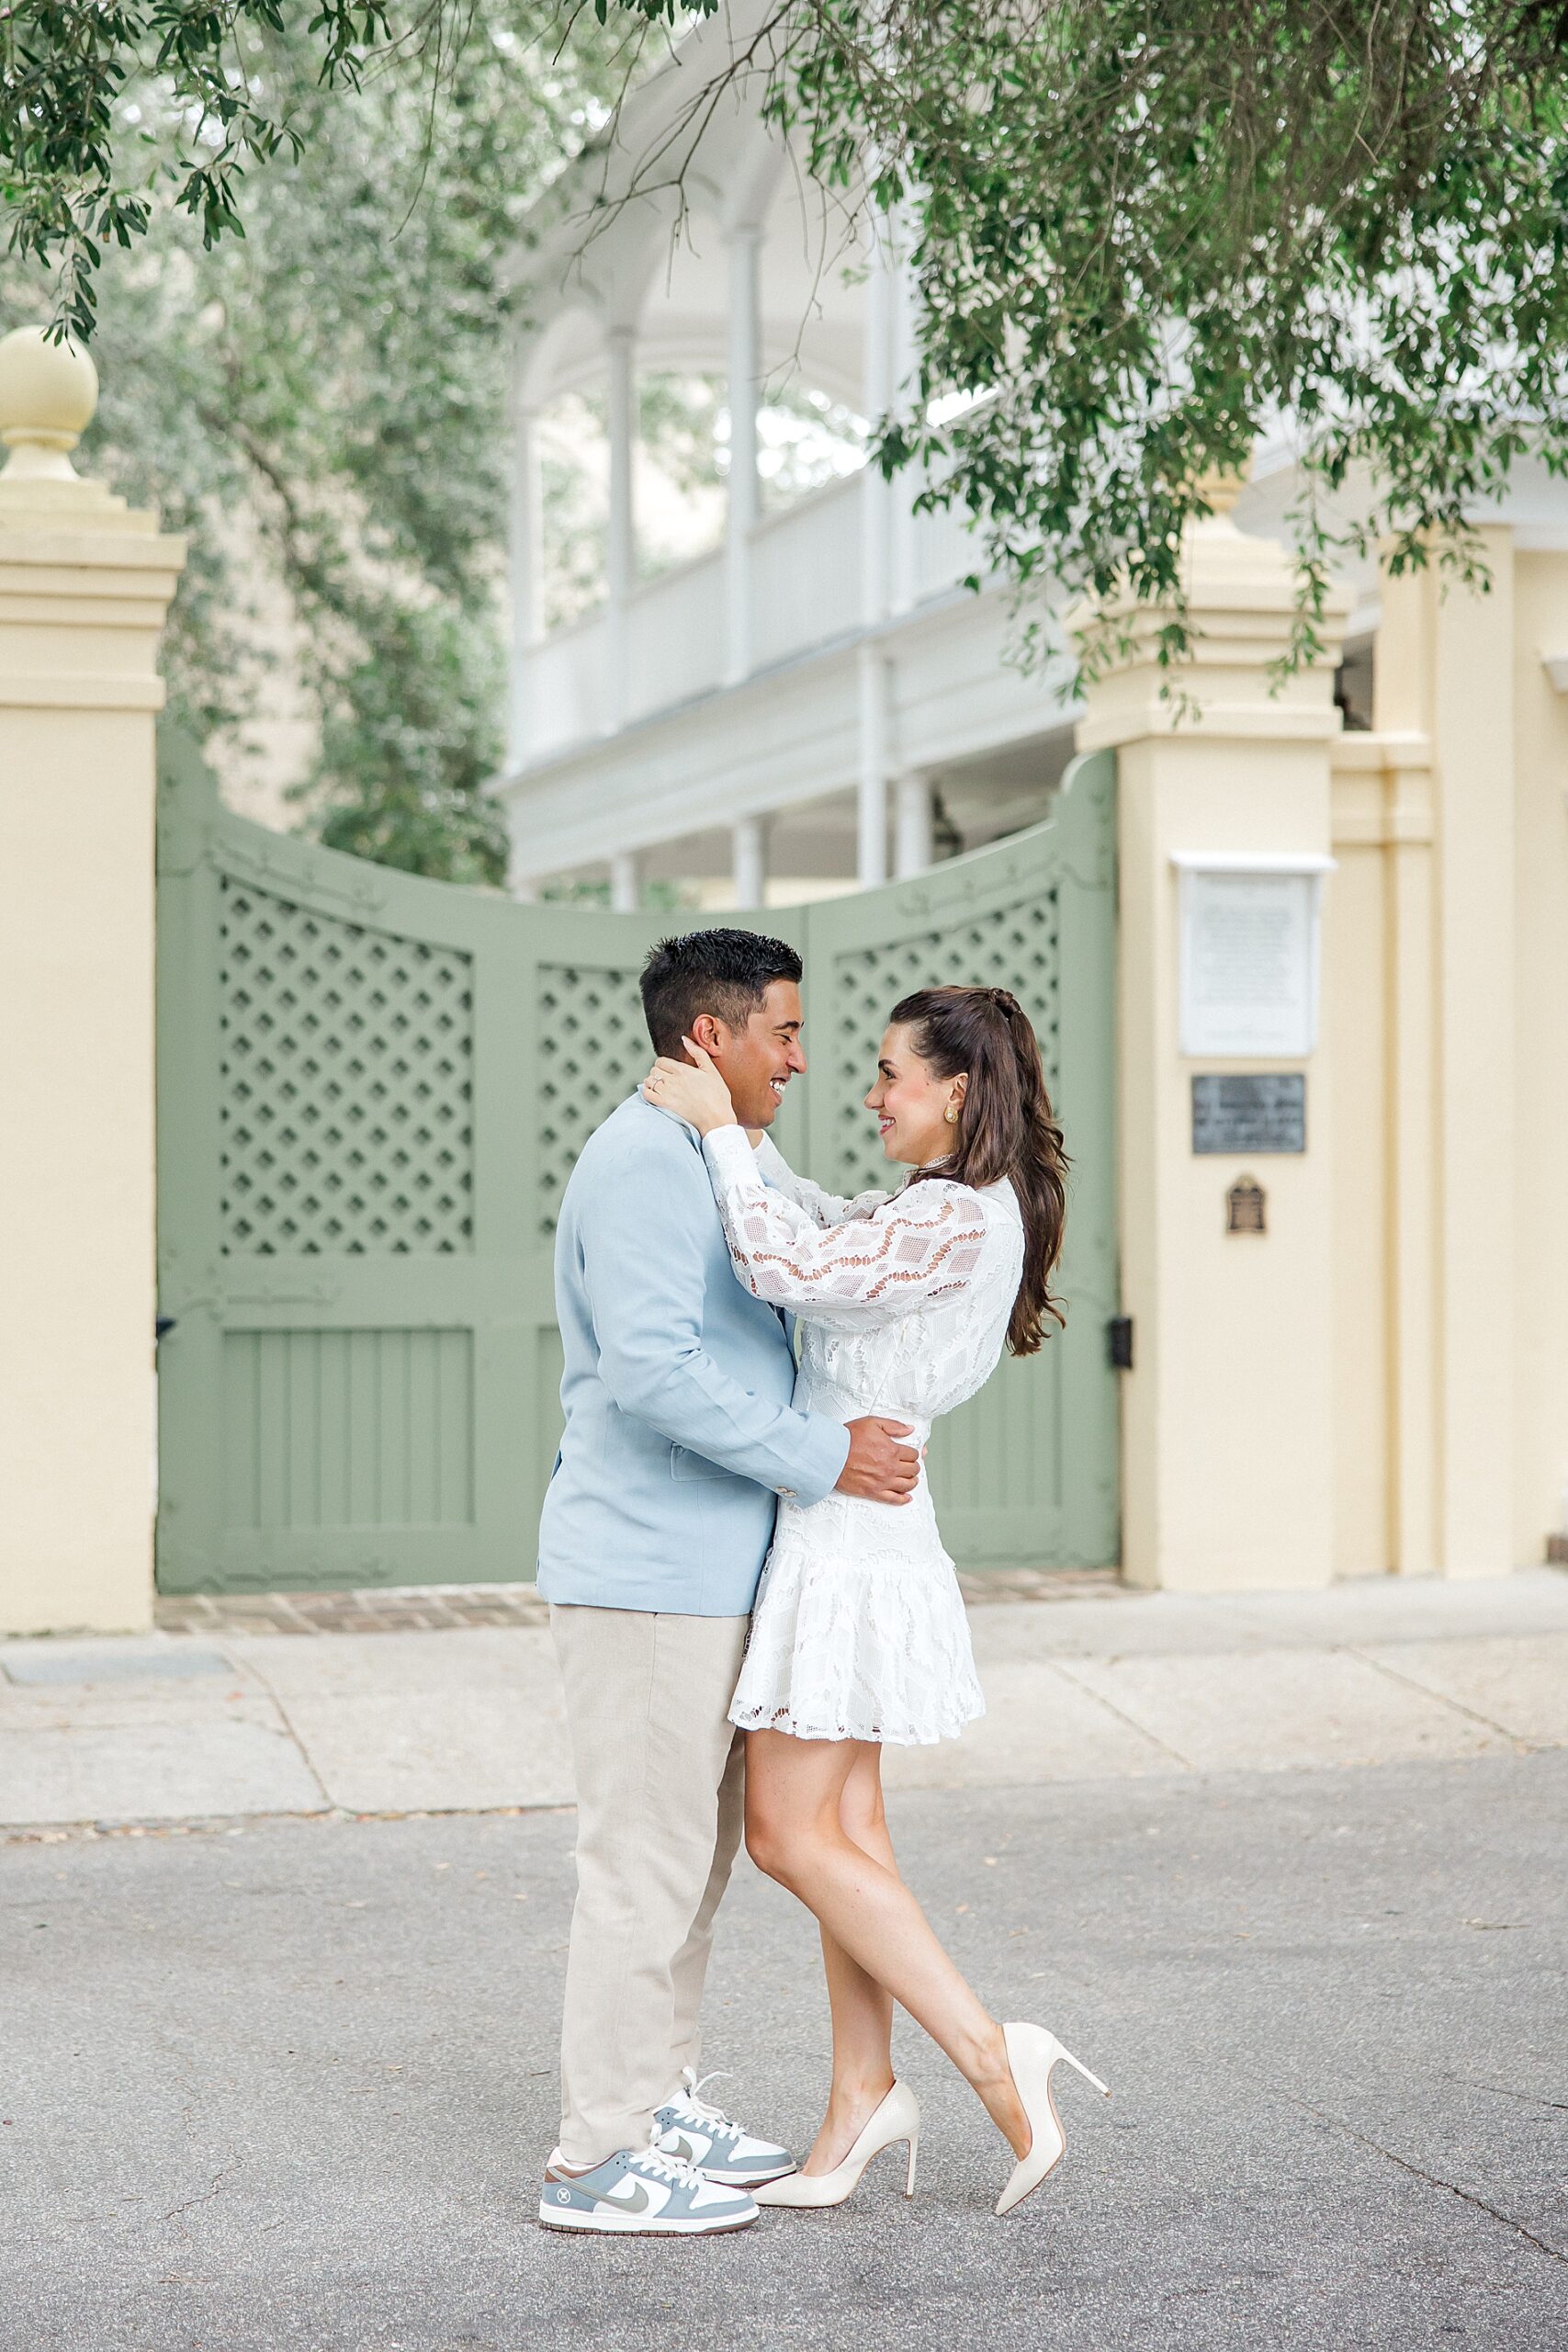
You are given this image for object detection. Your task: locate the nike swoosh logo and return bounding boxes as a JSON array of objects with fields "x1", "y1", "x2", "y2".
[
  {"x1": 667, "y1": 2136, "x2": 698, "y2": 2163},
  {"x1": 601, "y1": 2181, "x2": 651, "y2": 2214}
]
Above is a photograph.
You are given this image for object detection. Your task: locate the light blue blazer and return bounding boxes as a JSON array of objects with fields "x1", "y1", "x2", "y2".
[{"x1": 536, "y1": 1094, "x2": 852, "y2": 1614}]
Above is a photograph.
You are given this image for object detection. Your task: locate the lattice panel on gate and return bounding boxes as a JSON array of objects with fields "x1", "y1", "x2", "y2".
[
  {"x1": 536, "y1": 962, "x2": 649, "y2": 1237},
  {"x1": 823, "y1": 888, "x2": 1061, "y2": 1193},
  {"x1": 219, "y1": 880, "x2": 476, "y2": 1255}
]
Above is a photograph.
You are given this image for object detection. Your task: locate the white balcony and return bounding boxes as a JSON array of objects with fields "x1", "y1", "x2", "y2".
[
  {"x1": 511, "y1": 471, "x2": 1005, "y2": 774},
  {"x1": 495, "y1": 24, "x2": 1084, "y2": 903}
]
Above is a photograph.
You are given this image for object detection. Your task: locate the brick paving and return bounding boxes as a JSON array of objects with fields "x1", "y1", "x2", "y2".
[{"x1": 154, "y1": 1566, "x2": 1123, "y2": 1637}]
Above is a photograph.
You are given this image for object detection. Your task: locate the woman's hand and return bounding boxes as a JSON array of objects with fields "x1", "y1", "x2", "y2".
[{"x1": 640, "y1": 1039, "x2": 739, "y2": 1136}]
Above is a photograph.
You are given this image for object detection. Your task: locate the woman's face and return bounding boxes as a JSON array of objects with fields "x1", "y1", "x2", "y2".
[{"x1": 864, "y1": 1023, "x2": 965, "y2": 1165}]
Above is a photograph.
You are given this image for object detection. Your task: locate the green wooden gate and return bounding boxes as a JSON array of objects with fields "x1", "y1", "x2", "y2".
[{"x1": 155, "y1": 735, "x2": 1117, "y2": 1593}]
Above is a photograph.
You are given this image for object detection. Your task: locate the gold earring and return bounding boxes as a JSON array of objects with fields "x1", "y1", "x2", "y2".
[{"x1": 944, "y1": 1103, "x2": 960, "y2": 1125}]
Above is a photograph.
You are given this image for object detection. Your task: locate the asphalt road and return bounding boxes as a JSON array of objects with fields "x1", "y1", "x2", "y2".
[{"x1": 3, "y1": 1754, "x2": 1565, "y2": 2352}]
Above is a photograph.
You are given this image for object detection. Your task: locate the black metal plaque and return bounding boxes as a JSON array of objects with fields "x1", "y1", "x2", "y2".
[{"x1": 1191, "y1": 1073, "x2": 1306, "y2": 1155}]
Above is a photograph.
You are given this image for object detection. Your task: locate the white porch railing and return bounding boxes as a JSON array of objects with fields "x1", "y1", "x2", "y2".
[
  {"x1": 749, "y1": 476, "x2": 864, "y2": 670},
  {"x1": 513, "y1": 463, "x2": 986, "y2": 766},
  {"x1": 626, "y1": 549, "x2": 728, "y2": 720},
  {"x1": 523, "y1": 611, "x2": 609, "y2": 754},
  {"x1": 909, "y1": 496, "x2": 987, "y2": 605}
]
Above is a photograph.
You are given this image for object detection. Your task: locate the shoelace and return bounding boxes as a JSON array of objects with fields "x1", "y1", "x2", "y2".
[
  {"x1": 636, "y1": 2131, "x2": 705, "y2": 2189},
  {"x1": 670, "y1": 2066, "x2": 744, "y2": 2145}
]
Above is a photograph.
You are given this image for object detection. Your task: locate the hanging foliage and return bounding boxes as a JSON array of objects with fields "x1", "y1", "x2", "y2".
[{"x1": 744, "y1": 0, "x2": 1568, "y2": 669}]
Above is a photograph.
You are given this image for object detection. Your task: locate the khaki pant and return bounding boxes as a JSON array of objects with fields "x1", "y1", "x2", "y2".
[{"x1": 549, "y1": 1603, "x2": 749, "y2": 2165}]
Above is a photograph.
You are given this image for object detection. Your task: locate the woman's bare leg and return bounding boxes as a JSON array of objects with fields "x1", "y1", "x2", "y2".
[
  {"x1": 746, "y1": 1729, "x2": 1030, "y2": 2156},
  {"x1": 802, "y1": 1746, "x2": 897, "y2": 2173}
]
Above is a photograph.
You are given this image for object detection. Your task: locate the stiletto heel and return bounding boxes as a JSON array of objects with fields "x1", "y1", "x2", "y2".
[
  {"x1": 994, "y1": 2023, "x2": 1111, "y2": 2217},
  {"x1": 1059, "y1": 2047, "x2": 1110, "y2": 2099},
  {"x1": 754, "y1": 2083, "x2": 921, "y2": 2210}
]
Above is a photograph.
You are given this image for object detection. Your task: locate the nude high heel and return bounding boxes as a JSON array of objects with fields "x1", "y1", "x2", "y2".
[
  {"x1": 753, "y1": 2083, "x2": 921, "y2": 2209},
  {"x1": 994, "y1": 2023, "x2": 1110, "y2": 2216}
]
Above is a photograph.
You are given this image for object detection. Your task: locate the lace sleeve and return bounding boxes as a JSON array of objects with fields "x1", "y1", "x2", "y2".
[
  {"x1": 752, "y1": 1133, "x2": 890, "y2": 1227},
  {"x1": 705, "y1": 1126, "x2": 987, "y2": 1329}
]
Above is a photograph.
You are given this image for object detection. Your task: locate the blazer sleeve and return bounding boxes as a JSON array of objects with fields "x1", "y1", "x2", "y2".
[
  {"x1": 579, "y1": 1136, "x2": 851, "y2": 1504},
  {"x1": 705, "y1": 1125, "x2": 989, "y2": 1331},
  {"x1": 753, "y1": 1132, "x2": 892, "y2": 1227}
]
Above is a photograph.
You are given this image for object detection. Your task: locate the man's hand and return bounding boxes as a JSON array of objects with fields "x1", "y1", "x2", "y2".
[{"x1": 836, "y1": 1417, "x2": 920, "y2": 1505}]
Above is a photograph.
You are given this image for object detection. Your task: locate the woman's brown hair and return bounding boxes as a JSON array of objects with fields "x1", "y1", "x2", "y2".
[{"x1": 890, "y1": 985, "x2": 1068, "y2": 1356}]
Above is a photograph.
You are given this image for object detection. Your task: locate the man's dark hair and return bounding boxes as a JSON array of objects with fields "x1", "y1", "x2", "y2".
[{"x1": 639, "y1": 929, "x2": 803, "y2": 1057}]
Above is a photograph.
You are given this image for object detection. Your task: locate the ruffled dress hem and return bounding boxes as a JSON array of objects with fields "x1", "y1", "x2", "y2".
[
  {"x1": 728, "y1": 1695, "x2": 986, "y2": 1748},
  {"x1": 727, "y1": 1521, "x2": 987, "y2": 1747}
]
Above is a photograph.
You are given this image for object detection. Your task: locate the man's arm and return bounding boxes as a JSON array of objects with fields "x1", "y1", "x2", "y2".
[{"x1": 581, "y1": 1141, "x2": 850, "y2": 1504}]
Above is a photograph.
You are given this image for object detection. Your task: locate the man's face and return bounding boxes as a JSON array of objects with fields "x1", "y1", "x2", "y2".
[{"x1": 691, "y1": 978, "x2": 806, "y2": 1129}]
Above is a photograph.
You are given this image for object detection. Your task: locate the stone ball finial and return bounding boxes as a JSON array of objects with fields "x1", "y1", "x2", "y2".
[{"x1": 0, "y1": 325, "x2": 100, "y2": 481}]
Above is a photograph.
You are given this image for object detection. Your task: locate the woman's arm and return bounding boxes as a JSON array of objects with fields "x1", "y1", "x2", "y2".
[
  {"x1": 639, "y1": 1040, "x2": 984, "y2": 1328},
  {"x1": 640, "y1": 1040, "x2": 890, "y2": 1224},
  {"x1": 752, "y1": 1133, "x2": 891, "y2": 1227},
  {"x1": 703, "y1": 1125, "x2": 987, "y2": 1329}
]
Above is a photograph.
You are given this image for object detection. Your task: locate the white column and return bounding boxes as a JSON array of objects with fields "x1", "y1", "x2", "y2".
[
  {"x1": 725, "y1": 225, "x2": 762, "y2": 684},
  {"x1": 609, "y1": 850, "x2": 640, "y2": 913},
  {"x1": 506, "y1": 375, "x2": 544, "y2": 768},
  {"x1": 894, "y1": 770, "x2": 933, "y2": 877},
  {"x1": 888, "y1": 203, "x2": 921, "y2": 617},
  {"x1": 857, "y1": 646, "x2": 889, "y2": 888},
  {"x1": 605, "y1": 324, "x2": 637, "y2": 728},
  {"x1": 732, "y1": 815, "x2": 768, "y2": 910},
  {"x1": 855, "y1": 220, "x2": 896, "y2": 892},
  {"x1": 860, "y1": 221, "x2": 894, "y2": 628}
]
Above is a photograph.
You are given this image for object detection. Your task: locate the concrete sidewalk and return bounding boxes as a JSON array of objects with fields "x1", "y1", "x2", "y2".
[{"x1": 3, "y1": 1569, "x2": 1565, "y2": 1832}]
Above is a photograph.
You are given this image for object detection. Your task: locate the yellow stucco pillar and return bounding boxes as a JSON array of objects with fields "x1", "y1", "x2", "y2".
[
  {"x1": 1077, "y1": 483, "x2": 1350, "y2": 1589},
  {"x1": 0, "y1": 329, "x2": 186, "y2": 1634},
  {"x1": 1376, "y1": 535, "x2": 1526, "y2": 1579}
]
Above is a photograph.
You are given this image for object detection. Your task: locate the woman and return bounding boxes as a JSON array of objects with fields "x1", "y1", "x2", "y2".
[{"x1": 641, "y1": 984, "x2": 1109, "y2": 2217}]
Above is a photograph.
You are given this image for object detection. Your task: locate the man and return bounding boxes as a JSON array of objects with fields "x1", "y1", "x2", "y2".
[{"x1": 536, "y1": 929, "x2": 919, "y2": 2235}]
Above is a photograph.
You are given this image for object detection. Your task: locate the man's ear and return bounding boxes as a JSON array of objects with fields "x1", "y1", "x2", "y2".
[{"x1": 688, "y1": 1012, "x2": 726, "y2": 1059}]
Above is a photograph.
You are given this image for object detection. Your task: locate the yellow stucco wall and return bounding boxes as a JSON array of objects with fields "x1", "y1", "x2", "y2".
[
  {"x1": 1089, "y1": 499, "x2": 1348, "y2": 1590},
  {"x1": 1326, "y1": 537, "x2": 1568, "y2": 1579},
  {"x1": 1116, "y1": 732, "x2": 1341, "y2": 1590},
  {"x1": 1104, "y1": 506, "x2": 1566, "y2": 1589},
  {"x1": 1512, "y1": 551, "x2": 1568, "y2": 1562},
  {"x1": 0, "y1": 705, "x2": 161, "y2": 1632},
  {"x1": 0, "y1": 350, "x2": 185, "y2": 1634}
]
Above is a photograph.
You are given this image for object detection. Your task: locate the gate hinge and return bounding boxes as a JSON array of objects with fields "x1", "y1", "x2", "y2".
[{"x1": 1107, "y1": 1315, "x2": 1134, "y2": 1372}]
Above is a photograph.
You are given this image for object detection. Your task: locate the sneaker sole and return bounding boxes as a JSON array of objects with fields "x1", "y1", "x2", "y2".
[
  {"x1": 537, "y1": 2205, "x2": 758, "y2": 2236},
  {"x1": 699, "y1": 2163, "x2": 797, "y2": 2188}
]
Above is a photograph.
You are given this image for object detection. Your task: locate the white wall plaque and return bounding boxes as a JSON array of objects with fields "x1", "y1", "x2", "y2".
[{"x1": 1173, "y1": 853, "x2": 1335, "y2": 1058}]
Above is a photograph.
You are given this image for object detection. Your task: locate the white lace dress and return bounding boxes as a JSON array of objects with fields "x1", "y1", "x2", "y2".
[{"x1": 703, "y1": 1125, "x2": 1025, "y2": 1747}]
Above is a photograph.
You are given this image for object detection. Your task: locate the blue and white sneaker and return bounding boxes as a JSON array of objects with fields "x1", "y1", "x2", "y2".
[
  {"x1": 653, "y1": 2068, "x2": 797, "y2": 2189},
  {"x1": 539, "y1": 2134, "x2": 758, "y2": 2235}
]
